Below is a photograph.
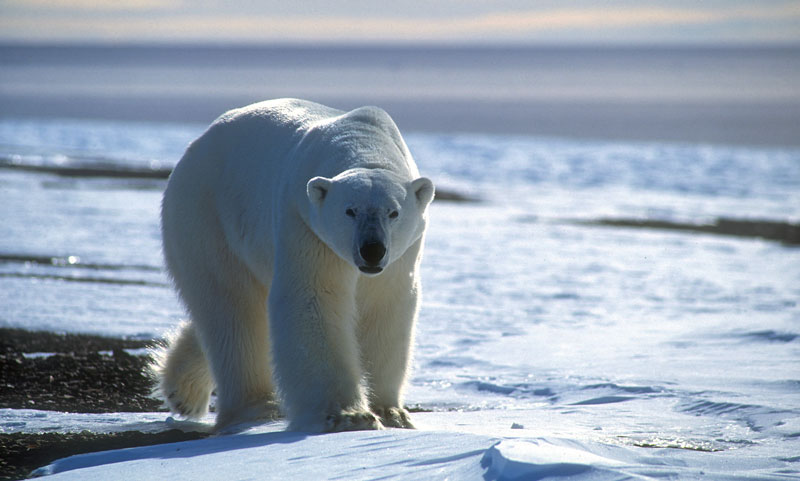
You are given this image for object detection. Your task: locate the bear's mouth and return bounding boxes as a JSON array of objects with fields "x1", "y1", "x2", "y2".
[{"x1": 358, "y1": 266, "x2": 383, "y2": 275}]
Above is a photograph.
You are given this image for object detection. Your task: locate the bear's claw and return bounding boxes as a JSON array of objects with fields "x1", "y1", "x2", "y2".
[
  {"x1": 324, "y1": 410, "x2": 383, "y2": 432},
  {"x1": 165, "y1": 390, "x2": 205, "y2": 418},
  {"x1": 373, "y1": 407, "x2": 415, "y2": 429}
]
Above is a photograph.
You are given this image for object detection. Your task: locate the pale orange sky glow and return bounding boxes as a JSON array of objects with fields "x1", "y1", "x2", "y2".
[{"x1": 1, "y1": 1, "x2": 799, "y2": 44}]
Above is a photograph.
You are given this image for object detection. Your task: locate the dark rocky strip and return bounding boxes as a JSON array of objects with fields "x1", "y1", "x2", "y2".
[
  {"x1": 433, "y1": 189, "x2": 479, "y2": 202},
  {"x1": 0, "y1": 328, "x2": 161, "y2": 413},
  {"x1": 0, "y1": 155, "x2": 477, "y2": 202},
  {"x1": 0, "y1": 430, "x2": 209, "y2": 480},
  {"x1": 578, "y1": 217, "x2": 800, "y2": 245},
  {"x1": 0, "y1": 253, "x2": 161, "y2": 272},
  {"x1": 0, "y1": 272, "x2": 168, "y2": 287},
  {"x1": 0, "y1": 328, "x2": 154, "y2": 360},
  {"x1": 0, "y1": 254, "x2": 167, "y2": 287},
  {"x1": 0, "y1": 328, "x2": 214, "y2": 480},
  {"x1": 0, "y1": 155, "x2": 172, "y2": 179},
  {"x1": 1, "y1": 346, "x2": 161, "y2": 413}
]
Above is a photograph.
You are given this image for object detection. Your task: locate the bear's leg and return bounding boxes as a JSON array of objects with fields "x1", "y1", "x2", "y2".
[
  {"x1": 269, "y1": 231, "x2": 381, "y2": 433},
  {"x1": 151, "y1": 321, "x2": 214, "y2": 418},
  {"x1": 356, "y1": 239, "x2": 422, "y2": 429},
  {"x1": 193, "y1": 278, "x2": 278, "y2": 431},
  {"x1": 166, "y1": 246, "x2": 276, "y2": 430}
]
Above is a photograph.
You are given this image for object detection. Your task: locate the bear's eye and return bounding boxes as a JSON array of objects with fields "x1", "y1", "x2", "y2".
[
  {"x1": 345, "y1": 208, "x2": 356, "y2": 217},
  {"x1": 389, "y1": 210, "x2": 399, "y2": 219}
]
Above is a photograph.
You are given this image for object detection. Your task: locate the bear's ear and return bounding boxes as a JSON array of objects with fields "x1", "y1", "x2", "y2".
[
  {"x1": 307, "y1": 177, "x2": 333, "y2": 206},
  {"x1": 411, "y1": 177, "x2": 435, "y2": 208}
]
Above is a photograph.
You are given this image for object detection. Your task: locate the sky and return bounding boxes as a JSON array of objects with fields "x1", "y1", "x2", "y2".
[{"x1": 0, "y1": 0, "x2": 799, "y2": 45}]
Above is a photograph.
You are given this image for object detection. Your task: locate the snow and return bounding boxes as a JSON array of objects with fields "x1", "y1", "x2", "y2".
[
  {"x1": 11, "y1": 410, "x2": 795, "y2": 480},
  {"x1": 1, "y1": 119, "x2": 799, "y2": 479},
  {"x1": 33, "y1": 426, "x2": 491, "y2": 481}
]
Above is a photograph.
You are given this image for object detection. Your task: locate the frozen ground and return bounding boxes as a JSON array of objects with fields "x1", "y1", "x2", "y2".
[{"x1": 0, "y1": 118, "x2": 799, "y2": 479}]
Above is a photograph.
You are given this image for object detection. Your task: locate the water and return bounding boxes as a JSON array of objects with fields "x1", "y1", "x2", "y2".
[
  {"x1": 1, "y1": 117, "x2": 798, "y2": 470},
  {"x1": 3, "y1": 44, "x2": 800, "y2": 145}
]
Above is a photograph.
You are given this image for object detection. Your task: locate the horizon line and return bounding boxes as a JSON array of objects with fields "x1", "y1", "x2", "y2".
[{"x1": 3, "y1": 39, "x2": 800, "y2": 49}]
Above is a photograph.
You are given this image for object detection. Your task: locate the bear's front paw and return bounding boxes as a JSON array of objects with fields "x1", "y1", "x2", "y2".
[
  {"x1": 324, "y1": 410, "x2": 383, "y2": 432},
  {"x1": 373, "y1": 406, "x2": 415, "y2": 429}
]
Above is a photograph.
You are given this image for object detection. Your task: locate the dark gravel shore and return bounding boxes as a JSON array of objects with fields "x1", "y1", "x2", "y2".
[{"x1": 0, "y1": 328, "x2": 210, "y2": 480}]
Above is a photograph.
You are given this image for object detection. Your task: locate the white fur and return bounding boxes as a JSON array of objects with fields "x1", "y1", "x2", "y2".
[{"x1": 154, "y1": 99, "x2": 434, "y2": 432}]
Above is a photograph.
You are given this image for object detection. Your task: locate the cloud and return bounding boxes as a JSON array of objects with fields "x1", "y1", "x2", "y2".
[{"x1": 1, "y1": 3, "x2": 799, "y2": 43}]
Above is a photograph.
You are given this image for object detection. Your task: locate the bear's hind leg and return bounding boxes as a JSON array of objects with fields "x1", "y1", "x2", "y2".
[{"x1": 151, "y1": 321, "x2": 214, "y2": 419}]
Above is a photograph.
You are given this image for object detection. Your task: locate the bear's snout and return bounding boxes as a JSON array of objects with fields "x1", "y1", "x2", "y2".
[{"x1": 359, "y1": 241, "x2": 386, "y2": 266}]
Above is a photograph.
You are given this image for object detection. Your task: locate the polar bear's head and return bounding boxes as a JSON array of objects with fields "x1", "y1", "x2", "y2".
[{"x1": 307, "y1": 168, "x2": 434, "y2": 276}]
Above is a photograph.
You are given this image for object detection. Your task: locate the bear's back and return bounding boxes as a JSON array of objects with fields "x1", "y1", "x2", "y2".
[
  {"x1": 216, "y1": 98, "x2": 344, "y2": 131},
  {"x1": 175, "y1": 99, "x2": 339, "y2": 181}
]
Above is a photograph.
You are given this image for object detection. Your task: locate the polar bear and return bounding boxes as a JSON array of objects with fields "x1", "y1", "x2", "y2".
[{"x1": 151, "y1": 98, "x2": 434, "y2": 433}]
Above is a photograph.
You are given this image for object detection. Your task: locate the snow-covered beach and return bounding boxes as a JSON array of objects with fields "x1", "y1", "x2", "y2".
[{"x1": 1, "y1": 45, "x2": 799, "y2": 479}]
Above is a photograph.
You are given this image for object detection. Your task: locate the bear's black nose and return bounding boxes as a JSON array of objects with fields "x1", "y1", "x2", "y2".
[{"x1": 360, "y1": 241, "x2": 386, "y2": 265}]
